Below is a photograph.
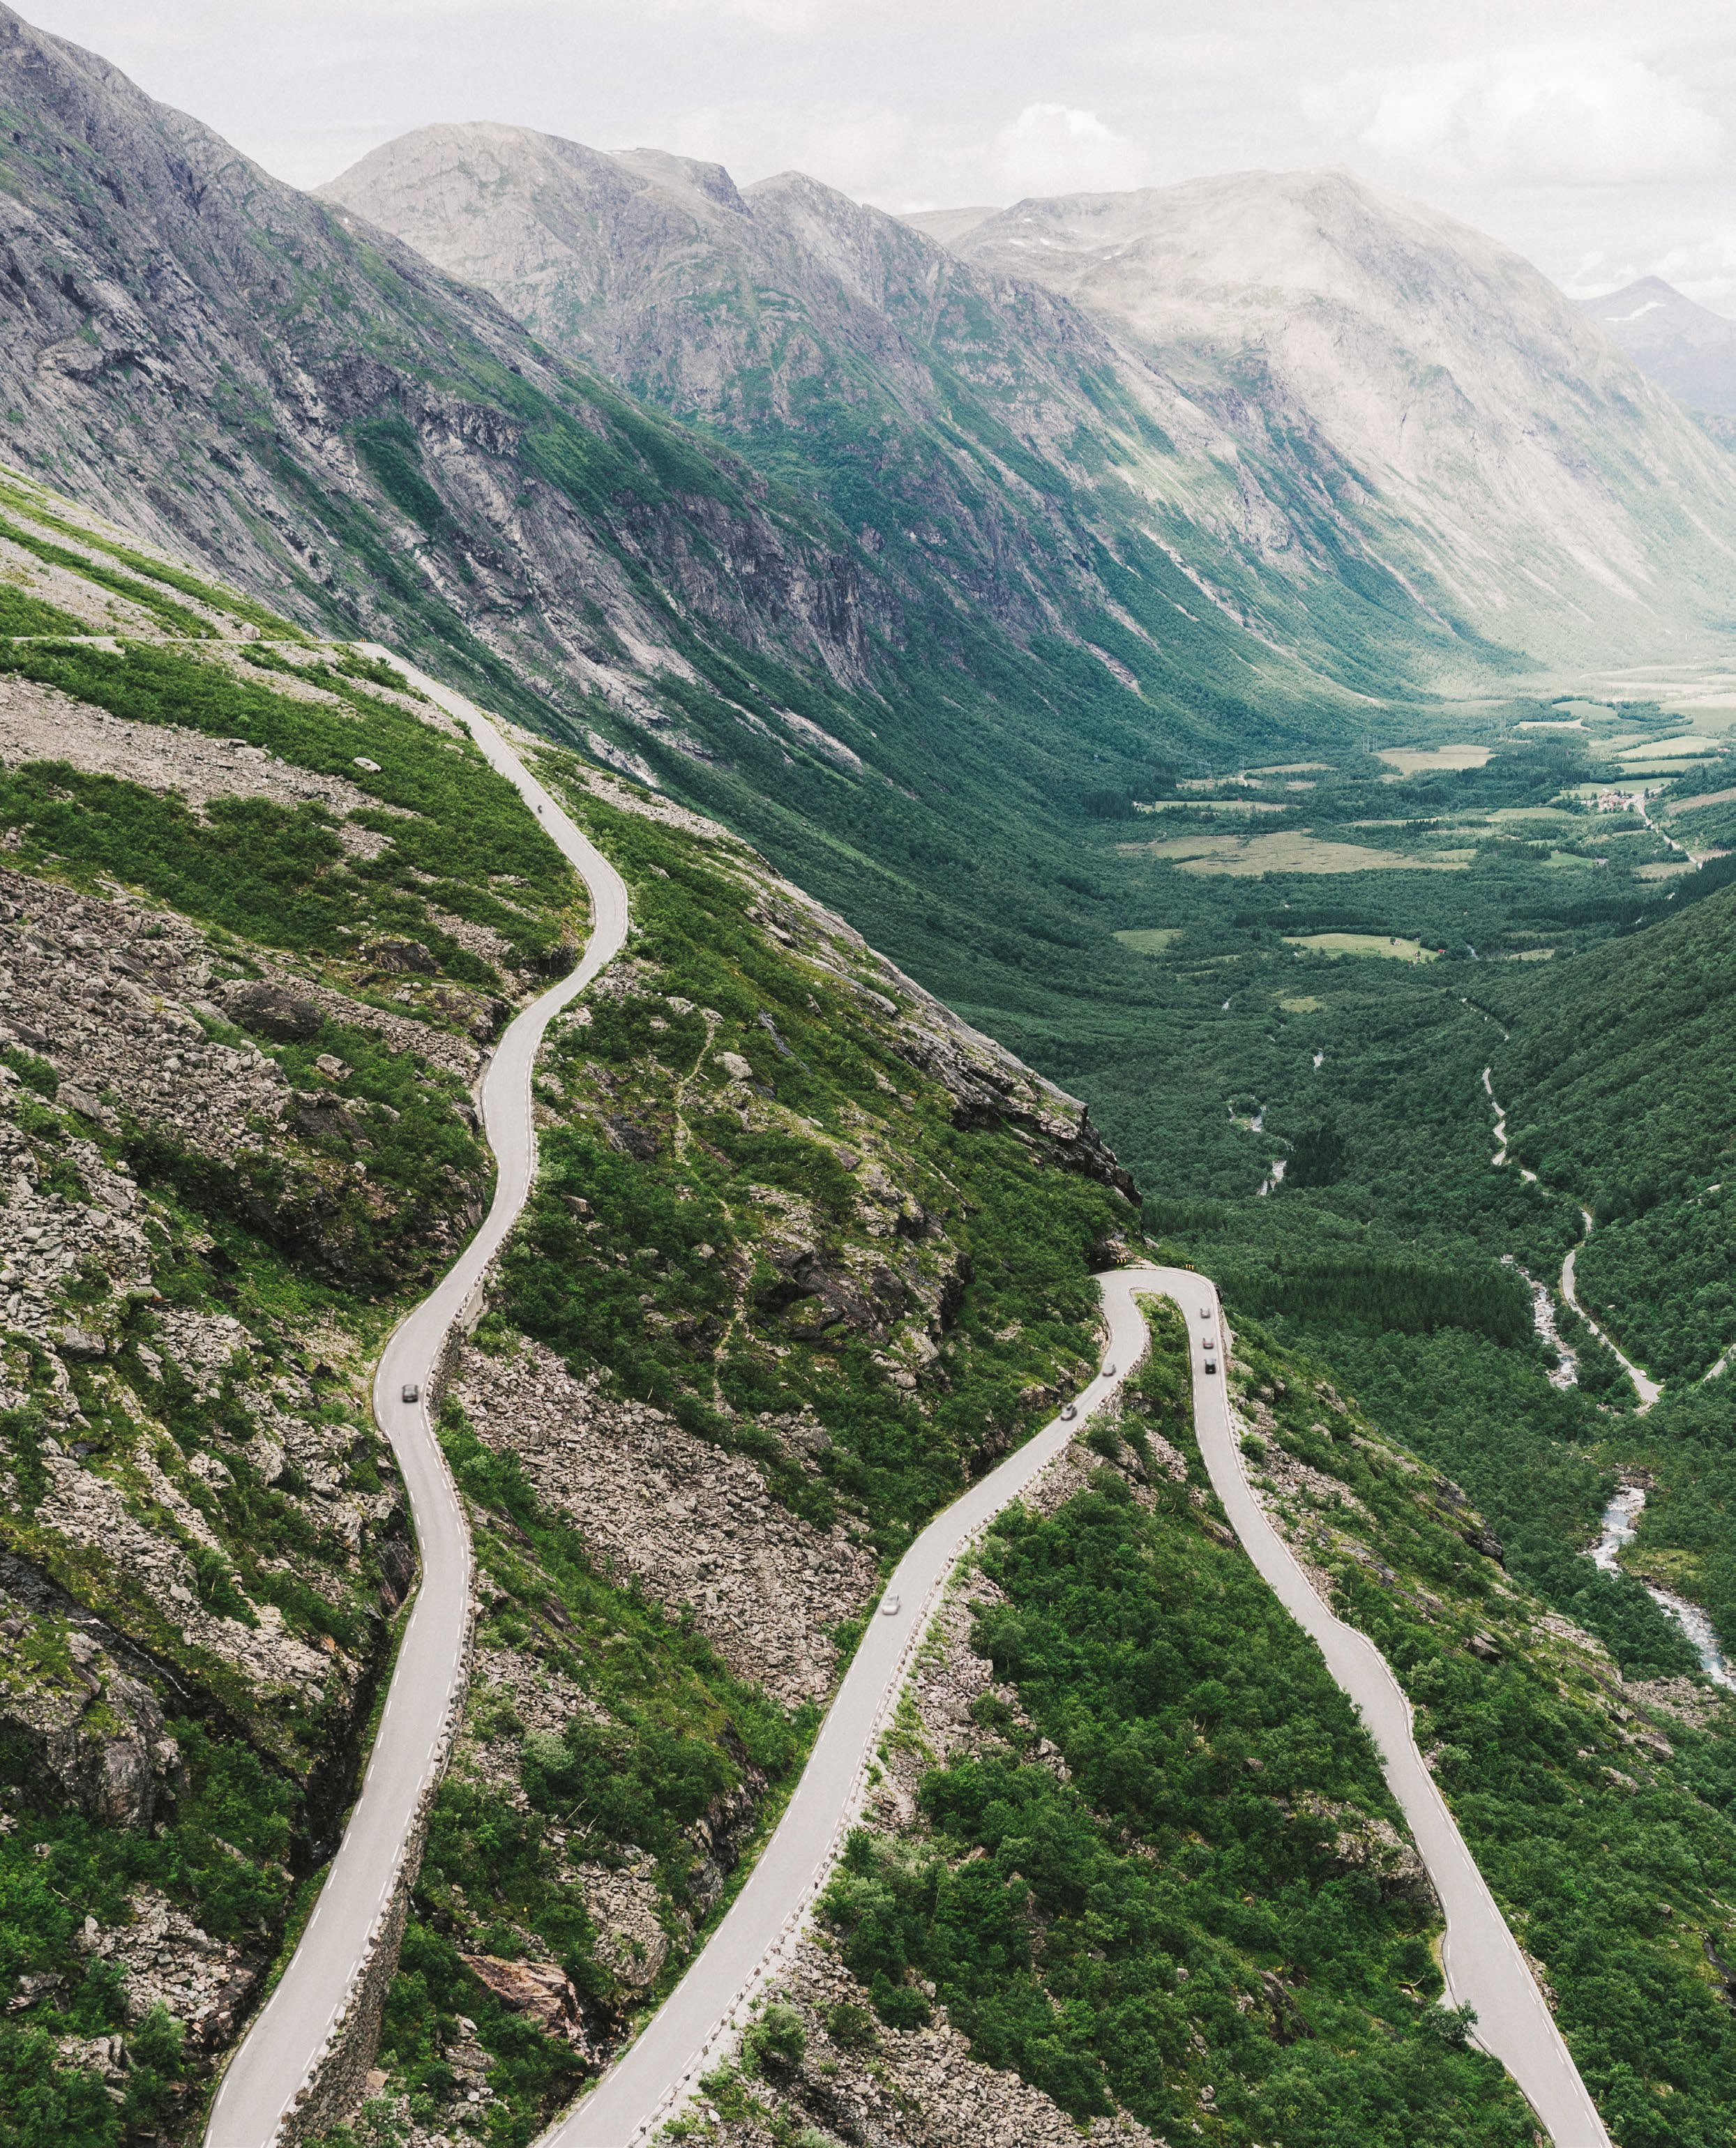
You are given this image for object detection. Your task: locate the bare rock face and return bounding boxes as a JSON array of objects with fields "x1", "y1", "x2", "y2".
[
  {"x1": 0, "y1": 9, "x2": 897, "y2": 729},
  {"x1": 454, "y1": 1338, "x2": 876, "y2": 1707},
  {"x1": 457, "y1": 1956, "x2": 591, "y2": 2053},
  {"x1": 718, "y1": 1944, "x2": 1160, "y2": 2148},
  {"x1": 329, "y1": 124, "x2": 1736, "y2": 679},
  {"x1": 78, "y1": 1889, "x2": 262, "y2": 2048},
  {"x1": 572, "y1": 1859, "x2": 667, "y2": 1991},
  {"x1": 1294, "y1": 1793, "x2": 1438, "y2": 1911},
  {"x1": 0, "y1": 1603, "x2": 179, "y2": 1828},
  {"x1": 944, "y1": 169, "x2": 1736, "y2": 666},
  {"x1": 222, "y1": 979, "x2": 323, "y2": 1044}
]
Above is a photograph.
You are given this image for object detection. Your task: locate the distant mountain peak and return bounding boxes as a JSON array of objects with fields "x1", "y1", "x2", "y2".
[
  {"x1": 1581, "y1": 275, "x2": 1736, "y2": 416},
  {"x1": 326, "y1": 128, "x2": 1736, "y2": 673}
]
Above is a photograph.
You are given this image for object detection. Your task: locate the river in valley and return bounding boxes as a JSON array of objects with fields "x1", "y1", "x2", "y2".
[{"x1": 1588, "y1": 1485, "x2": 1735, "y2": 1689}]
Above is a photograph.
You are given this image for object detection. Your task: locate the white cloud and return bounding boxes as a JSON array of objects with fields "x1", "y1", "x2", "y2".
[
  {"x1": 1650, "y1": 228, "x2": 1736, "y2": 309},
  {"x1": 1320, "y1": 49, "x2": 1723, "y2": 187},
  {"x1": 990, "y1": 103, "x2": 1150, "y2": 199},
  {"x1": 642, "y1": 99, "x2": 926, "y2": 195}
]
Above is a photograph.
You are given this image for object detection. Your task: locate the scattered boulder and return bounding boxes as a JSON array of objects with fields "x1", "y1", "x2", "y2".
[
  {"x1": 459, "y1": 1955, "x2": 591, "y2": 2052},
  {"x1": 603, "y1": 1114, "x2": 659, "y2": 1160},
  {"x1": 223, "y1": 978, "x2": 322, "y2": 1043},
  {"x1": 366, "y1": 937, "x2": 439, "y2": 976}
]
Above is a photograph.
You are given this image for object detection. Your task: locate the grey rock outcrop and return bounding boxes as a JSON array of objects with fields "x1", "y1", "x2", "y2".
[
  {"x1": 718, "y1": 1944, "x2": 1159, "y2": 2148},
  {"x1": 0, "y1": 8, "x2": 897, "y2": 724},
  {"x1": 0, "y1": 1587, "x2": 180, "y2": 1829},
  {"x1": 454, "y1": 1337, "x2": 875, "y2": 1707}
]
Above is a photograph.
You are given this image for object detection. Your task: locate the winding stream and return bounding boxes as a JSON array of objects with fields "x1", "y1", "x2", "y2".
[
  {"x1": 1479, "y1": 1069, "x2": 1659, "y2": 1409},
  {"x1": 1587, "y1": 1486, "x2": 1735, "y2": 1690}
]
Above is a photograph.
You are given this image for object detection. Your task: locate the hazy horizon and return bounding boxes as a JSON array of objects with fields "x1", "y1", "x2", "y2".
[{"x1": 17, "y1": 0, "x2": 1736, "y2": 316}]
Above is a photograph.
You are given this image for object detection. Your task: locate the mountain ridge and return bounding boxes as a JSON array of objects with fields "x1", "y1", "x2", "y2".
[
  {"x1": 938, "y1": 167, "x2": 1736, "y2": 660},
  {"x1": 323, "y1": 123, "x2": 1541, "y2": 688},
  {"x1": 1580, "y1": 273, "x2": 1736, "y2": 418},
  {"x1": 329, "y1": 130, "x2": 1736, "y2": 678}
]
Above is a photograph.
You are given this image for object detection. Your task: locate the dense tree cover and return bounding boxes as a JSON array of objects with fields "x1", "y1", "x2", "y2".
[
  {"x1": 816, "y1": 1313, "x2": 1532, "y2": 2147},
  {"x1": 1232, "y1": 1323, "x2": 1736, "y2": 2147},
  {"x1": 1219, "y1": 1250, "x2": 1531, "y2": 1345},
  {"x1": 1493, "y1": 877, "x2": 1736, "y2": 1372},
  {"x1": 1250, "y1": 1319, "x2": 1695, "y2": 1679},
  {"x1": 1608, "y1": 1379, "x2": 1736, "y2": 1659}
]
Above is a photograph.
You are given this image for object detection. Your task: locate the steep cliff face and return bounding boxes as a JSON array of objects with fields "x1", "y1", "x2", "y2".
[
  {"x1": 0, "y1": 8, "x2": 905, "y2": 725},
  {"x1": 942, "y1": 169, "x2": 1736, "y2": 666},
  {"x1": 0, "y1": 12, "x2": 1384, "y2": 1064},
  {"x1": 324, "y1": 123, "x2": 1507, "y2": 688}
]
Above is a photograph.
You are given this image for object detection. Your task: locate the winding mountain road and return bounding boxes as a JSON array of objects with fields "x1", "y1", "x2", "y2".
[
  {"x1": 548, "y1": 1266, "x2": 1610, "y2": 2148},
  {"x1": 206, "y1": 665, "x2": 1607, "y2": 2148},
  {"x1": 206, "y1": 661, "x2": 630, "y2": 2148},
  {"x1": 1122, "y1": 1270, "x2": 1613, "y2": 2148}
]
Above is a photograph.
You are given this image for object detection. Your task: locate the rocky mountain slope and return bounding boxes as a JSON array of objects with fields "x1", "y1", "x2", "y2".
[
  {"x1": 1581, "y1": 275, "x2": 1736, "y2": 420},
  {"x1": 329, "y1": 133, "x2": 1736, "y2": 681},
  {"x1": 319, "y1": 123, "x2": 1468, "y2": 700},
  {"x1": 0, "y1": 467, "x2": 1151, "y2": 2142},
  {"x1": 0, "y1": 6, "x2": 1373, "y2": 1114},
  {"x1": 1, "y1": 467, "x2": 1730, "y2": 2148},
  {"x1": 928, "y1": 169, "x2": 1736, "y2": 671},
  {"x1": 0, "y1": 478, "x2": 593, "y2": 2141}
]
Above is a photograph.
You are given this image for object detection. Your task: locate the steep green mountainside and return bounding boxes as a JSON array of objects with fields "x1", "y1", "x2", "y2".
[
  {"x1": 0, "y1": 477, "x2": 1169, "y2": 2143},
  {"x1": 0, "y1": 6, "x2": 1419, "y2": 1131},
  {"x1": 322, "y1": 124, "x2": 1495, "y2": 699},
  {"x1": 1496, "y1": 875, "x2": 1736, "y2": 1375},
  {"x1": 1222, "y1": 1322, "x2": 1736, "y2": 2148},
  {"x1": 939, "y1": 169, "x2": 1736, "y2": 673},
  {"x1": 689, "y1": 1305, "x2": 1736, "y2": 2148},
  {"x1": 0, "y1": 515, "x2": 598, "y2": 2138},
  {"x1": 1475, "y1": 872, "x2": 1736, "y2": 1665}
]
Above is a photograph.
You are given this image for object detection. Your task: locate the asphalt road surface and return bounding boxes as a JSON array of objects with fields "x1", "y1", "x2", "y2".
[
  {"x1": 206, "y1": 661, "x2": 628, "y2": 2148},
  {"x1": 547, "y1": 1264, "x2": 1610, "y2": 2148},
  {"x1": 1109, "y1": 1269, "x2": 1611, "y2": 2148}
]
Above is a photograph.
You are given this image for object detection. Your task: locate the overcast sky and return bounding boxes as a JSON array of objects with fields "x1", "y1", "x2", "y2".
[{"x1": 23, "y1": 0, "x2": 1736, "y2": 310}]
